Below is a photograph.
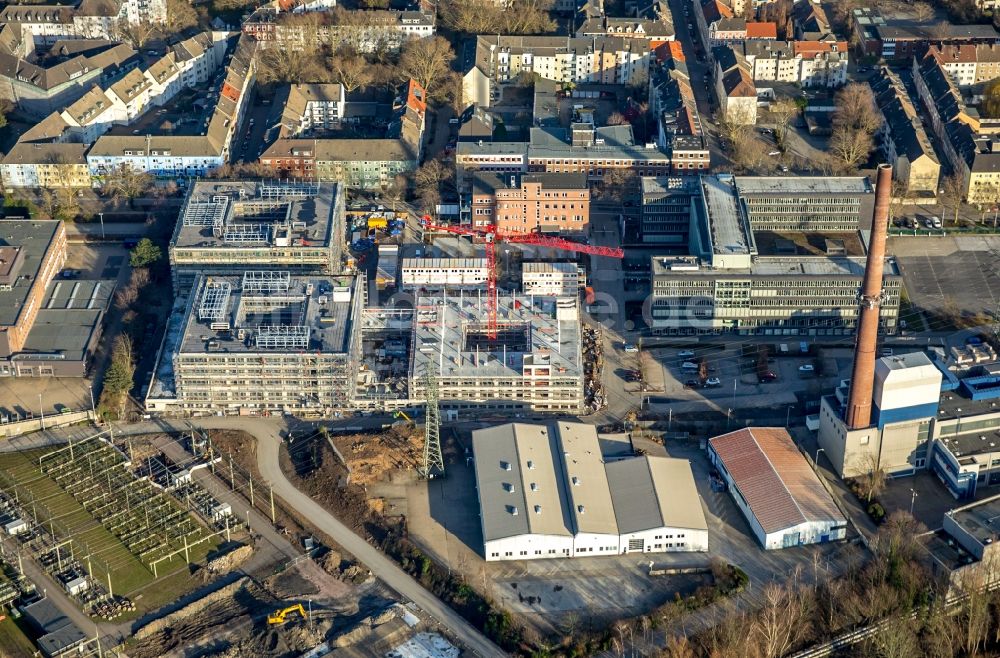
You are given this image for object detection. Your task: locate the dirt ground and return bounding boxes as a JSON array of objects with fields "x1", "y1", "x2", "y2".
[{"x1": 330, "y1": 426, "x2": 424, "y2": 486}]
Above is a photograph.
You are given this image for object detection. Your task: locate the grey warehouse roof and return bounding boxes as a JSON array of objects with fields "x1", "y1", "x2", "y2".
[
  {"x1": 734, "y1": 176, "x2": 873, "y2": 195},
  {"x1": 0, "y1": 220, "x2": 61, "y2": 328}
]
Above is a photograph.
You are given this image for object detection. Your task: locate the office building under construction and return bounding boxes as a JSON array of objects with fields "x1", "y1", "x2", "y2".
[
  {"x1": 168, "y1": 180, "x2": 346, "y2": 291},
  {"x1": 408, "y1": 291, "x2": 584, "y2": 412},
  {"x1": 145, "y1": 271, "x2": 360, "y2": 414}
]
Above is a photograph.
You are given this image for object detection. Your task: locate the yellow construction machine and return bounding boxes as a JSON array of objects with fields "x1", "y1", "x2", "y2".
[
  {"x1": 393, "y1": 410, "x2": 413, "y2": 423},
  {"x1": 267, "y1": 604, "x2": 308, "y2": 625}
]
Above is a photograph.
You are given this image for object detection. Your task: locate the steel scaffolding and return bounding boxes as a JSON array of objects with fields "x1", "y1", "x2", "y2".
[
  {"x1": 420, "y1": 361, "x2": 444, "y2": 479},
  {"x1": 198, "y1": 281, "x2": 232, "y2": 321},
  {"x1": 259, "y1": 180, "x2": 320, "y2": 199},
  {"x1": 255, "y1": 325, "x2": 310, "y2": 349},
  {"x1": 182, "y1": 197, "x2": 230, "y2": 226},
  {"x1": 222, "y1": 223, "x2": 270, "y2": 244},
  {"x1": 242, "y1": 271, "x2": 291, "y2": 293}
]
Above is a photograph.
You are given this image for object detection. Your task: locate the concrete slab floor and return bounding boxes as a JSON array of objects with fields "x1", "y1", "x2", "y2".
[{"x1": 0, "y1": 377, "x2": 95, "y2": 420}]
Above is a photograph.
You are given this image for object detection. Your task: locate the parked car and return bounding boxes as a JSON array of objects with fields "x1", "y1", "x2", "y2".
[
  {"x1": 704, "y1": 377, "x2": 721, "y2": 387},
  {"x1": 681, "y1": 361, "x2": 699, "y2": 370},
  {"x1": 623, "y1": 343, "x2": 639, "y2": 353},
  {"x1": 677, "y1": 349, "x2": 696, "y2": 357},
  {"x1": 684, "y1": 379, "x2": 702, "y2": 389},
  {"x1": 930, "y1": 216, "x2": 942, "y2": 229},
  {"x1": 798, "y1": 364, "x2": 815, "y2": 372},
  {"x1": 758, "y1": 371, "x2": 778, "y2": 382},
  {"x1": 880, "y1": 348, "x2": 894, "y2": 357}
]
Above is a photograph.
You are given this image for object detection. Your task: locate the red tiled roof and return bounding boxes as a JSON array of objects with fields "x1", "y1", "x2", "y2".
[
  {"x1": 793, "y1": 40, "x2": 848, "y2": 58},
  {"x1": 745, "y1": 22, "x2": 777, "y2": 39},
  {"x1": 709, "y1": 428, "x2": 845, "y2": 534},
  {"x1": 667, "y1": 40, "x2": 685, "y2": 62}
]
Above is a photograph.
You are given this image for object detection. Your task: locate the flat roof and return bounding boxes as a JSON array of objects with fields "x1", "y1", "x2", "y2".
[
  {"x1": 753, "y1": 231, "x2": 866, "y2": 258},
  {"x1": 606, "y1": 456, "x2": 708, "y2": 533},
  {"x1": 177, "y1": 273, "x2": 355, "y2": 355},
  {"x1": 701, "y1": 175, "x2": 752, "y2": 256},
  {"x1": 710, "y1": 427, "x2": 846, "y2": 535},
  {"x1": 19, "y1": 279, "x2": 114, "y2": 358},
  {"x1": 410, "y1": 292, "x2": 582, "y2": 381},
  {"x1": 734, "y1": 176, "x2": 873, "y2": 196},
  {"x1": 641, "y1": 175, "x2": 700, "y2": 196},
  {"x1": 0, "y1": 220, "x2": 60, "y2": 327},
  {"x1": 170, "y1": 180, "x2": 341, "y2": 252},
  {"x1": 946, "y1": 494, "x2": 1000, "y2": 547}
]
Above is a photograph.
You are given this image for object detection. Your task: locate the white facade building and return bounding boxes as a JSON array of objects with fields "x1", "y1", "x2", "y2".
[
  {"x1": 401, "y1": 258, "x2": 488, "y2": 289},
  {"x1": 709, "y1": 427, "x2": 848, "y2": 550},
  {"x1": 521, "y1": 261, "x2": 580, "y2": 297},
  {"x1": 474, "y1": 422, "x2": 709, "y2": 561}
]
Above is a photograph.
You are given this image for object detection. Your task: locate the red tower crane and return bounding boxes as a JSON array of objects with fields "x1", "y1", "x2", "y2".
[{"x1": 420, "y1": 216, "x2": 625, "y2": 339}]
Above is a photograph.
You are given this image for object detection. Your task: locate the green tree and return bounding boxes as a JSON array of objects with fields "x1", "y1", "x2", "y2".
[{"x1": 129, "y1": 238, "x2": 161, "y2": 268}]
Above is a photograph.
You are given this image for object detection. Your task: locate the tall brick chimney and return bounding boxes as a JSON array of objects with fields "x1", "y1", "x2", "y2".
[{"x1": 845, "y1": 164, "x2": 893, "y2": 430}]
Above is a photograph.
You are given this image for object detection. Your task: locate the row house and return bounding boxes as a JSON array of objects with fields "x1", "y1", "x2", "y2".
[
  {"x1": 743, "y1": 40, "x2": 848, "y2": 87},
  {"x1": 243, "y1": 6, "x2": 435, "y2": 54},
  {"x1": 925, "y1": 43, "x2": 1000, "y2": 88},
  {"x1": 912, "y1": 49, "x2": 1000, "y2": 204},
  {"x1": 651, "y1": 47, "x2": 710, "y2": 173},
  {"x1": 870, "y1": 68, "x2": 941, "y2": 196},
  {"x1": 0, "y1": 0, "x2": 166, "y2": 45},
  {"x1": 714, "y1": 45, "x2": 756, "y2": 125},
  {"x1": 463, "y1": 35, "x2": 651, "y2": 107}
]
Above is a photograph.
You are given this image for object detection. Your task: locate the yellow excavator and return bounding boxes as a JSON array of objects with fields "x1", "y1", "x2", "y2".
[
  {"x1": 267, "y1": 604, "x2": 308, "y2": 625},
  {"x1": 393, "y1": 410, "x2": 413, "y2": 423}
]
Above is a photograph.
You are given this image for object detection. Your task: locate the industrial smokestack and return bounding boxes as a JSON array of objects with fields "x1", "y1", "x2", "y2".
[{"x1": 845, "y1": 164, "x2": 893, "y2": 430}]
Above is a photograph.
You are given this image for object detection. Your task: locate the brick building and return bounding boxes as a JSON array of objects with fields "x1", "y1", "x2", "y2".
[{"x1": 468, "y1": 171, "x2": 591, "y2": 234}]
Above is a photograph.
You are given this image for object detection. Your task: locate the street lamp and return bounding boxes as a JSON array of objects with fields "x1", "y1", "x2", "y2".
[
  {"x1": 39, "y1": 394, "x2": 44, "y2": 431},
  {"x1": 98, "y1": 212, "x2": 105, "y2": 240},
  {"x1": 785, "y1": 405, "x2": 792, "y2": 428},
  {"x1": 814, "y1": 447, "x2": 825, "y2": 467},
  {"x1": 909, "y1": 488, "x2": 918, "y2": 516}
]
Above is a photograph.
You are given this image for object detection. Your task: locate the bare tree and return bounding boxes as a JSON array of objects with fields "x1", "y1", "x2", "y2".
[
  {"x1": 829, "y1": 126, "x2": 873, "y2": 172},
  {"x1": 751, "y1": 581, "x2": 813, "y2": 658},
  {"x1": 329, "y1": 47, "x2": 372, "y2": 92},
  {"x1": 864, "y1": 616, "x2": 920, "y2": 658},
  {"x1": 440, "y1": 0, "x2": 555, "y2": 35},
  {"x1": 112, "y1": 18, "x2": 158, "y2": 48},
  {"x1": 912, "y1": 2, "x2": 934, "y2": 21},
  {"x1": 607, "y1": 111, "x2": 629, "y2": 126},
  {"x1": 941, "y1": 172, "x2": 966, "y2": 226},
  {"x1": 398, "y1": 36, "x2": 456, "y2": 94},
  {"x1": 769, "y1": 98, "x2": 799, "y2": 149},
  {"x1": 257, "y1": 45, "x2": 326, "y2": 85},
  {"x1": 103, "y1": 164, "x2": 152, "y2": 204},
  {"x1": 164, "y1": 0, "x2": 199, "y2": 36},
  {"x1": 855, "y1": 452, "x2": 888, "y2": 503}
]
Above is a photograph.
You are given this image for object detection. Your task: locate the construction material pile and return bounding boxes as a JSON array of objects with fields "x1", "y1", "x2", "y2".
[
  {"x1": 331, "y1": 427, "x2": 423, "y2": 486},
  {"x1": 583, "y1": 326, "x2": 606, "y2": 412}
]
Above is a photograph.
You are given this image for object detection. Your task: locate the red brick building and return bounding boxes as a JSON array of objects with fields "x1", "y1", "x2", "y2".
[{"x1": 469, "y1": 172, "x2": 591, "y2": 234}]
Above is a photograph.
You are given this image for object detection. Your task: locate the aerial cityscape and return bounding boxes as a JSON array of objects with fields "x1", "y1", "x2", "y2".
[{"x1": 2, "y1": 0, "x2": 1000, "y2": 655}]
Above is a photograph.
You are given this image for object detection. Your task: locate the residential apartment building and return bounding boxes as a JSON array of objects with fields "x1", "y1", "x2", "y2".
[
  {"x1": 870, "y1": 68, "x2": 941, "y2": 197},
  {"x1": 647, "y1": 175, "x2": 900, "y2": 336},
  {"x1": 1, "y1": 142, "x2": 90, "y2": 188},
  {"x1": 259, "y1": 79, "x2": 425, "y2": 190},
  {"x1": 243, "y1": 6, "x2": 435, "y2": 54},
  {"x1": 463, "y1": 35, "x2": 651, "y2": 108},
  {"x1": 146, "y1": 272, "x2": 360, "y2": 413},
  {"x1": 714, "y1": 46, "x2": 756, "y2": 125},
  {"x1": 468, "y1": 171, "x2": 590, "y2": 234},
  {"x1": 868, "y1": 18, "x2": 1000, "y2": 61},
  {"x1": 742, "y1": 40, "x2": 848, "y2": 87},
  {"x1": 87, "y1": 34, "x2": 256, "y2": 178},
  {"x1": 913, "y1": 49, "x2": 1000, "y2": 204},
  {"x1": 167, "y1": 180, "x2": 346, "y2": 291},
  {"x1": 651, "y1": 45, "x2": 711, "y2": 173},
  {"x1": 521, "y1": 262, "x2": 581, "y2": 296},
  {"x1": 576, "y1": 15, "x2": 675, "y2": 43},
  {"x1": 0, "y1": 0, "x2": 166, "y2": 46},
  {"x1": 0, "y1": 38, "x2": 137, "y2": 117},
  {"x1": 925, "y1": 43, "x2": 1000, "y2": 88}
]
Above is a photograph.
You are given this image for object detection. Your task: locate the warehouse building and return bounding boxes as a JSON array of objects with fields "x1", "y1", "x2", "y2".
[
  {"x1": 474, "y1": 421, "x2": 708, "y2": 561},
  {"x1": 145, "y1": 271, "x2": 360, "y2": 414},
  {"x1": 168, "y1": 180, "x2": 346, "y2": 291},
  {"x1": 709, "y1": 427, "x2": 847, "y2": 550},
  {"x1": 648, "y1": 175, "x2": 901, "y2": 336},
  {"x1": 409, "y1": 292, "x2": 584, "y2": 411}
]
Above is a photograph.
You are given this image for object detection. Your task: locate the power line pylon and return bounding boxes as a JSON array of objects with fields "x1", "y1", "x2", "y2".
[{"x1": 420, "y1": 363, "x2": 444, "y2": 479}]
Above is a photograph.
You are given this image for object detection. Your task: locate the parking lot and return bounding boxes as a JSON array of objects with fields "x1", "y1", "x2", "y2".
[{"x1": 891, "y1": 235, "x2": 1000, "y2": 325}]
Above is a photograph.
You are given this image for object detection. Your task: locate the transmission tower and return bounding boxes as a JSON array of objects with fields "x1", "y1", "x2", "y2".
[{"x1": 420, "y1": 363, "x2": 444, "y2": 479}]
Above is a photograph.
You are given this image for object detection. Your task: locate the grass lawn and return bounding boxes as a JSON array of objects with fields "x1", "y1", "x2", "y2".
[
  {"x1": 0, "y1": 614, "x2": 37, "y2": 658},
  {"x1": 0, "y1": 450, "x2": 153, "y2": 594}
]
